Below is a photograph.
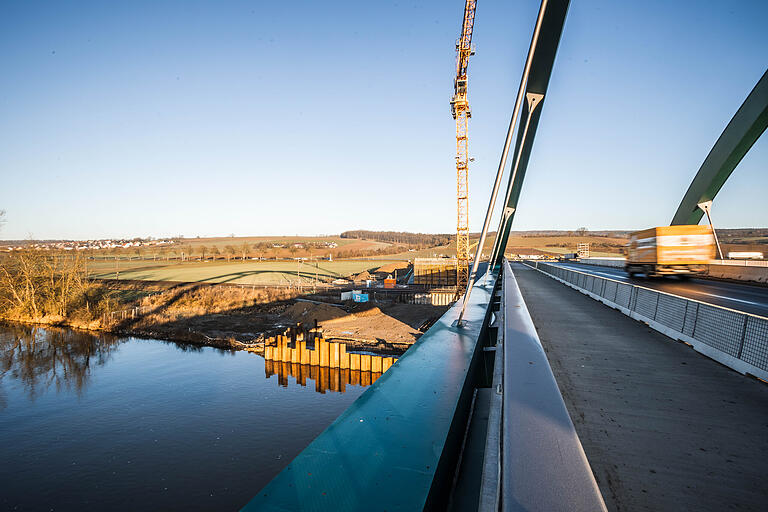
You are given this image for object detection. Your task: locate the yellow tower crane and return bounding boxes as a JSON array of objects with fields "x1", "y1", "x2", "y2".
[{"x1": 450, "y1": 0, "x2": 477, "y2": 293}]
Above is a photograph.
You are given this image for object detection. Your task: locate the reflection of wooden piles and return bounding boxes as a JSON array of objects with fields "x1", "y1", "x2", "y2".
[
  {"x1": 264, "y1": 360, "x2": 387, "y2": 393},
  {"x1": 262, "y1": 336, "x2": 397, "y2": 394},
  {"x1": 263, "y1": 335, "x2": 396, "y2": 372}
]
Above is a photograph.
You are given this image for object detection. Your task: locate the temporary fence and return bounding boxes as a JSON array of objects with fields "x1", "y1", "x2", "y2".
[
  {"x1": 103, "y1": 305, "x2": 154, "y2": 323},
  {"x1": 529, "y1": 261, "x2": 768, "y2": 382}
]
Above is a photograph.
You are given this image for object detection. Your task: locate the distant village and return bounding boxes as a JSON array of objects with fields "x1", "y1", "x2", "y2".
[
  {"x1": 0, "y1": 238, "x2": 341, "y2": 253},
  {"x1": 1, "y1": 238, "x2": 178, "y2": 252}
]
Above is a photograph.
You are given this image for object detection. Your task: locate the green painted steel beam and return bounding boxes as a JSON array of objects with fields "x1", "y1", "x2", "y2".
[
  {"x1": 671, "y1": 69, "x2": 768, "y2": 225},
  {"x1": 489, "y1": 0, "x2": 570, "y2": 271},
  {"x1": 240, "y1": 278, "x2": 494, "y2": 511}
]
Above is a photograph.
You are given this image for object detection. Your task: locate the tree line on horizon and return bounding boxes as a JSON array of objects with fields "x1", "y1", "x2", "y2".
[{"x1": 340, "y1": 230, "x2": 453, "y2": 248}]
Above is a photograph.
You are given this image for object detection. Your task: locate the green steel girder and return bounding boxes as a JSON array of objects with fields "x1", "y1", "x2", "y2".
[
  {"x1": 490, "y1": 0, "x2": 570, "y2": 271},
  {"x1": 671, "y1": 69, "x2": 768, "y2": 225}
]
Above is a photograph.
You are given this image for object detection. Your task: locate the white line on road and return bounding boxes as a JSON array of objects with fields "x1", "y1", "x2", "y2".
[
  {"x1": 693, "y1": 292, "x2": 766, "y2": 307},
  {"x1": 558, "y1": 265, "x2": 627, "y2": 280}
]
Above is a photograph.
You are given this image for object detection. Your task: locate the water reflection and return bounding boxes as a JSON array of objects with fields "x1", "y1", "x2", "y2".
[
  {"x1": 264, "y1": 360, "x2": 387, "y2": 394},
  {"x1": 0, "y1": 324, "x2": 369, "y2": 511},
  {"x1": 0, "y1": 323, "x2": 122, "y2": 405}
]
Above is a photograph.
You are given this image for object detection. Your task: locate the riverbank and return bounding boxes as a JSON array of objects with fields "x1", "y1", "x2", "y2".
[{"x1": 1, "y1": 280, "x2": 448, "y2": 354}]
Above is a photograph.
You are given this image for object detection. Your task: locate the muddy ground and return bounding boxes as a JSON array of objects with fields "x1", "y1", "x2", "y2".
[{"x1": 106, "y1": 282, "x2": 448, "y2": 354}]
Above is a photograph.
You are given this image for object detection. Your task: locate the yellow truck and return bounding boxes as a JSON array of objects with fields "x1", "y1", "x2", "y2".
[{"x1": 626, "y1": 225, "x2": 715, "y2": 278}]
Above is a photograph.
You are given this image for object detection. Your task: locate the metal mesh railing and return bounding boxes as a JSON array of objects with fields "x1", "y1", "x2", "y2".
[
  {"x1": 742, "y1": 316, "x2": 768, "y2": 369},
  {"x1": 655, "y1": 294, "x2": 687, "y2": 333},
  {"x1": 532, "y1": 262, "x2": 768, "y2": 374},
  {"x1": 692, "y1": 303, "x2": 745, "y2": 357}
]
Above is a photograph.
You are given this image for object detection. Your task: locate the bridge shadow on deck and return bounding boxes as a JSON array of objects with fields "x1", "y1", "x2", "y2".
[{"x1": 511, "y1": 262, "x2": 768, "y2": 512}]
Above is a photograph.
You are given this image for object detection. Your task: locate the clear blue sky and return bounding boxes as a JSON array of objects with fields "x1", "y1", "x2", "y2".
[{"x1": 1, "y1": 0, "x2": 766, "y2": 240}]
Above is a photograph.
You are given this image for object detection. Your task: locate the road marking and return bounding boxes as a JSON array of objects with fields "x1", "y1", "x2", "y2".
[
  {"x1": 558, "y1": 265, "x2": 627, "y2": 280},
  {"x1": 694, "y1": 292, "x2": 765, "y2": 307}
]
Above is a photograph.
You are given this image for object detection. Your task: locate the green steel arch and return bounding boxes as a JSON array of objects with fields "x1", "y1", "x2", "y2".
[
  {"x1": 489, "y1": 0, "x2": 570, "y2": 271},
  {"x1": 671, "y1": 69, "x2": 768, "y2": 225}
]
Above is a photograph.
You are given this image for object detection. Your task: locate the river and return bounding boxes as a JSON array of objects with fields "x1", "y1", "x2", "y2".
[{"x1": 0, "y1": 323, "x2": 369, "y2": 511}]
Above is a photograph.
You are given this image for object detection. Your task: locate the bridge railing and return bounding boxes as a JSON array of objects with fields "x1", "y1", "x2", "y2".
[
  {"x1": 531, "y1": 262, "x2": 768, "y2": 382},
  {"x1": 491, "y1": 261, "x2": 606, "y2": 511}
]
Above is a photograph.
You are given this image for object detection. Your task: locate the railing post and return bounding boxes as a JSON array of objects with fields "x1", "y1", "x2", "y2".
[
  {"x1": 691, "y1": 303, "x2": 701, "y2": 338},
  {"x1": 736, "y1": 315, "x2": 749, "y2": 360}
]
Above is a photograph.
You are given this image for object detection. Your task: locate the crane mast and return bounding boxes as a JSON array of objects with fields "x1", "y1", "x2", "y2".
[{"x1": 451, "y1": 0, "x2": 476, "y2": 293}]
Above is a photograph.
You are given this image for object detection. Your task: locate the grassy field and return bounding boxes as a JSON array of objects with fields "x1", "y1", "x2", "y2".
[
  {"x1": 88, "y1": 236, "x2": 393, "y2": 260},
  {"x1": 87, "y1": 259, "x2": 172, "y2": 273},
  {"x1": 89, "y1": 259, "x2": 397, "y2": 285}
]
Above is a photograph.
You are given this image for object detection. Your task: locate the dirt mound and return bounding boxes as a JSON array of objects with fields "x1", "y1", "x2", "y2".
[
  {"x1": 351, "y1": 270, "x2": 373, "y2": 282},
  {"x1": 350, "y1": 304, "x2": 383, "y2": 317},
  {"x1": 375, "y1": 262, "x2": 410, "y2": 274},
  {"x1": 284, "y1": 302, "x2": 347, "y2": 323}
]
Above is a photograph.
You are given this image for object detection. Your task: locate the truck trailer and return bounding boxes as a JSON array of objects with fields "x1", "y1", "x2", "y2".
[{"x1": 626, "y1": 225, "x2": 715, "y2": 278}]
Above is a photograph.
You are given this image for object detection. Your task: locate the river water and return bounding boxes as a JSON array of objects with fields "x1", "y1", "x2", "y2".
[{"x1": 0, "y1": 324, "x2": 369, "y2": 511}]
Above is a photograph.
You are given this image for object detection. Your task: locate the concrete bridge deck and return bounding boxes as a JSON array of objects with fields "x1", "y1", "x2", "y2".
[{"x1": 511, "y1": 262, "x2": 768, "y2": 511}]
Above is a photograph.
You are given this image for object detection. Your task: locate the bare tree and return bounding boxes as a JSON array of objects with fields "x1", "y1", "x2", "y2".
[
  {"x1": 0, "y1": 209, "x2": 6, "y2": 232},
  {"x1": 253, "y1": 242, "x2": 266, "y2": 260},
  {"x1": 0, "y1": 249, "x2": 94, "y2": 320}
]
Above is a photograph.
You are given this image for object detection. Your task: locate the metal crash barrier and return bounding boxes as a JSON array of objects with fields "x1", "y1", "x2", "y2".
[{"x1": 530, "y1": 262, "x2": 768, "y2": 382}]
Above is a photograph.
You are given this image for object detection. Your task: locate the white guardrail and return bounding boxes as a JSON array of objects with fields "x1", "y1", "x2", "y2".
[
  {"x1": 528, "y1": 262, "x2": 768, "y2": 382},
  {"x1": 710, "y1": 259, "x2": 768, "y2": 267}
]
